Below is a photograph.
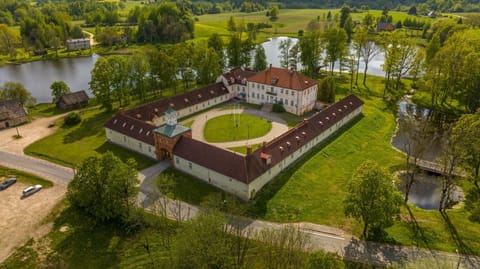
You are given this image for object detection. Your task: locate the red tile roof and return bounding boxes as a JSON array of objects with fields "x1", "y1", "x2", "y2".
[
  {"x1": 223, "y1": 67, "x2": 257, "y2": 85},
  {"x1": 172, "y1": 94, "x2": 363, "y2": 184},
  {"x1": 125, "y1": 82, "x2": 229, "y2": 122},
  {"x1": 248, "y1": 66, "x2": 317, "y2": 91},
  {"x1": 104, "y1": 113, "x2": 156, "y2": 145}
]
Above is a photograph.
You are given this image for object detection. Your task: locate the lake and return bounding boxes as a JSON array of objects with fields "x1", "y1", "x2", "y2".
[
  {"x1": 0, "y1": 37, "x2": 386, "y2": 104},
  {"x1": 0, "y1": 55, "x2": 99, "y2": 104}
]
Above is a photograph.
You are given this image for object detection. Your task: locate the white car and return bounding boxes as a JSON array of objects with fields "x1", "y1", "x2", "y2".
[{"x1": 22, "y1": 184, "x2": 42, "y2": 197}]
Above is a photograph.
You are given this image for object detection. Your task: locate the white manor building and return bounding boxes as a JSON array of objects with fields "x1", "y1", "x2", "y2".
[
  {"x1": 218, "y1": 65, "x2": 318, "y2": 115},
  {"x1": 105, "y1": 67, "x2": 364, "y2": 200}
]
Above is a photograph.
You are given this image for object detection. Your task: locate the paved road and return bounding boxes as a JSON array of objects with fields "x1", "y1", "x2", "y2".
[
  {"x1": 0, "y1": 151, "x2": 73, "y2": 185},
  {"x1": 1, "y1": 151, "x2": 480, "y2": 268}
]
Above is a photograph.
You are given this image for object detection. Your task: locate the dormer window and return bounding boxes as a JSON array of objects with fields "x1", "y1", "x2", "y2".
[
  {"x1": 146, "y1": 131, "x2": 150, "y2": 136},
  {"x1": 184, "y1": 98, "x2": 189, "y2": 103},
  {"x1": 139, "y1": 128, "x2": 143, "y2": 134},
  {"x1": 271, "y1": 77, "x2": 278, "y2": 85},
  {"x1": 332, "y1": 113, "x2": 336, "y2": 117},
  {"x1": 279, "y1": 146, "x2": 284, "y2": 152},
  {"x1": 260, "y1": 152, "x2": 272, "y2": 165},
  {"x1": 198, "y1": 94, "x2": 202, "y2": 99},
  {"x1": 170, "y1": 103, "x2": 174, "y2": 107},
  {"x1": 154, "y1": 108, "x2": 159, "y2": 113},
  {"x1": 122, "y1": 122, "x2": 126, "y2": 127},
  {"x1": 286, "y1": 141, "x2": 291, "y2": 147},
  {"x1": 130, "y1": 125, "x2": 134, "y2": 130},
  {"x1": 338, "y1": 109, "x2": 342, "y2": 112},
  {"x1": 210, "y1": 90, "x2": 214, "y2": 94},
  {"x1": 318, "y1": 121, "x2": 323, "y2": 125},
  {"x1": 301, "y1": 131, "x2": 306, "y2": 136},
  {"x1": 113, "y1": 119, "x2": 118, "y2": 124},
  {"x1": 295, "y1": 136, "x2": 300, "y2": 141},
  {"x1": 326, "y1": 117, "x2": 330, "y2": 121},
  {"x1": 344, "y1": 105, "x2": 348, "y2": 109},
  {"x1": 136, "y1": 114, "x2": 141, "y2": 119},
  {"x1": 349, "y1": 101, "x2": 353, "y2": 105}
]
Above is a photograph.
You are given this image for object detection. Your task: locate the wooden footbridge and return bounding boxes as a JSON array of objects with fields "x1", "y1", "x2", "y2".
[{"x1": 409, "y1": 158, "x2": 466, "y2": 177}]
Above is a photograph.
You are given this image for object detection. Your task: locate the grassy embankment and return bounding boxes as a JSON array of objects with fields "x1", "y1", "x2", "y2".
[
  {"x1": 0, "y1": 165, "x2": 53, "y2": 188},
  {"x1": 151, "y1": 74, "x2": 480, "y2": 254},
  {"x1": 204, "y1": 114, "x2": 272, "y2": 142}
]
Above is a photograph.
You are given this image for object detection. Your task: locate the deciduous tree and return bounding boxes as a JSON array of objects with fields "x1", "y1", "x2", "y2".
[
  {"x1": 344, "y1": 160, "x2": 403, "y2": 239},
  {"x1": 0, "y1": 81, "x2": 36, "y2": 106},
  {"x1": 324, "y1": 27, "x2": 348, "y2": 74},
  {"x1": 50, "y1": 81, "x2": 71, "y2": 103},
  {"x1": 67, "y1": 152, "x2": 138, "y2": 223},
  {"x1": 253, "y1": 44, "x2": 267, "y2": 71}
]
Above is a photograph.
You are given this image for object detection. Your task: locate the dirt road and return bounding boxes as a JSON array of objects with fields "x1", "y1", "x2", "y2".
[{"x1": 0, "y1": 181, "x2": 66, "y2": 262}]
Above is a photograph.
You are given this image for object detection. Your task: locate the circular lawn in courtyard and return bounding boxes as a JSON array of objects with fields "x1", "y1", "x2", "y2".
[{"x1": 204, "y1": 114, "x2": 272, "y2": 142}]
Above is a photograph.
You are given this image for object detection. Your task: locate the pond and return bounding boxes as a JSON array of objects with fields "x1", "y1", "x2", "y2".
[
  {"x1": 398, "y1": 172, "x2": 462, "y2": 210},
  {"x1": 0, "y1": 37, "x2": 386, "y2": 104},
  {"x1": 0, "y1": 54, "x2": 98, "y2": 104},
  {"x1": 392, "y1": 97, "x2": 462, "y2": 210},
  {"x1": 391, "y1": 97, "x2": 451, "y2": 162},
  {"x1": 261, "y1": 36, "x2": 386, "y2": 76}
]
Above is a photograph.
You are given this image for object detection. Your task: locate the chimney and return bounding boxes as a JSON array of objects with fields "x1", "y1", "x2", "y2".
[
  {"x1": 269, "y1": 63, "x2": 272, "y2": 69},
  {"x1": 246, "y1": 145, "x2": 252, "y2": 155}
]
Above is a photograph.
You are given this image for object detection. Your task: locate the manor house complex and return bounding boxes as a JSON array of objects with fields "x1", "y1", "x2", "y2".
[{"x1": 104, "y1": 66, "x2": 363, "y2": 200}]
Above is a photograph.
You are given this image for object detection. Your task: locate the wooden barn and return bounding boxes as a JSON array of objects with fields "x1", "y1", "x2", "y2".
[
  {"x1": 56, "y1": 91, "x2": 89, "y2": 110},
  {"x1": 0, "y1": 100, "x2": 28, "y2": 129}
]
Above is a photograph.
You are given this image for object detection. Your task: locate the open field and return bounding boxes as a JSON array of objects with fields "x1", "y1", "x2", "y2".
[
  {"x1": 204, "y1": 114, "x2": 272, "y2": 142},
  {"x1": 24, "y1": 108, "x2": 156, "y2": 170},
  {"x1": 194, "y1": 9, "x2": 436, "y2": 41}
]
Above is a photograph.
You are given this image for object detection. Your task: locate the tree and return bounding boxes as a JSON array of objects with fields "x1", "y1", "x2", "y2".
[
  {"x1": 344, "y1": 160, "x2": 403, "y2": 239},
  {"x1": 227, "y1": 34, "x2": 242, "y2": 67},
  {"x1": 408, "y1": 6, "x2": 417, "y2": 15},
  {"x1": 0, "y1": 81, "x2": 36, "y2": 106},
  {"x1": 382, "y1": 33, "x2": 419, "y2": 97},
  {"x1": 452, "y1": 110, "x2": 480, "y2": 188},
  {"x1": 339, "y1": 5, "x2": 351, "y2": 28},
  {"x1": 318, "y1": 76, "x2": 335, "y2": 103},
  {"x1": 173, "y1": 43, "x2": 195, "y2": 91},
  {"x1": 257, "y1": 225, "x2": 310, "y2": 269},
  {"x1": 299, "y1": 31, "x2": 322, "y2": 76},
  {"x1": 0, "y1": 23, "x2": 19, "y2": 58},
  {"x1": 50, "y1": 81, "x2": 71, "y2": 103},
  {"x1": 149, "y1": 49, "x2": 178, "y2": 94},
  {"x1": 279, "y1": 38, "x2": 293, "y2": 69},
  {"x1": 240, "y1": 38, "x2": 254, "y2": 68},
  {"x1": 323, "y1": 27, "x2": 348, "y2": 74},
  {"x1": 67, "y1": 152, "x2": 138, "y2": 222},
  {"x1": 128, "y1": 52, "x2": 150, "y2": 101},
  {"x1": 208, "y1": 33, "x2": 226, "y2": 71},
  {"x1": 353, "y1": 28, "x2": 381, "y2": 86},
  {"x1": 194, "y1": 44, "x2": 221, "y2": 85},
  {"x1": 227, "y1": 16, "x2": 236, "y2": 32},
  {"x1": 89, "y1": 57, "x2": 115, "y2": 110},
  {"x1": 108, "y1": 56, "x2": 130, "y2": 106},
  {"x1": 269, "y1": 6, "x2": 279, "y2": 20},
  {"x1": 253, "y1": 44, "x2": 267, "y2": 71}
]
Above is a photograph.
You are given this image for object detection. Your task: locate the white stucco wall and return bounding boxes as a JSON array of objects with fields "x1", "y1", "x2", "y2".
[
  {"x1": 247, "y1": 106, "x2": 362, "y2": 198},
  {"x1": 245, "y1": 82, "x2": 317, "y2": 115},
  {"x1": 105, "y1": 128, "x2": 157, "y2": 159},
  {"x1": 152, "y1": 94, "x2": 230, "y2": 126},
  {"x1": 173, "y1": 155, "x2": 250, "y2": 200}
]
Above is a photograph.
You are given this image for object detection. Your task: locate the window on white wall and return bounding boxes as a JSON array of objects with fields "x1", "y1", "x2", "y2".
[
  {"x1": 176, "y1": 157, "x2": 179, "y2": 164},
  {"x1": 123, "y1": 136, "x2": 126, "y2": 142},
  {"x1": 188, "y1": 162, "x2": 192, "y2": 169}
]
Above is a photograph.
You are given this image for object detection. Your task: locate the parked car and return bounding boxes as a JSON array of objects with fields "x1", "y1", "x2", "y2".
[
  {"x1": 0, "y1": 177, "x2": 17, "y2": 190},
  {"x1": 22, "y1": 184, "x2": 42, "y2": 197}
]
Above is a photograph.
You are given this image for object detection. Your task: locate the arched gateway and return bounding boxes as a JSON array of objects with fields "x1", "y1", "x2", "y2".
[{"x1": 153, "y1": 106, "x2": 192, "y2": 160}]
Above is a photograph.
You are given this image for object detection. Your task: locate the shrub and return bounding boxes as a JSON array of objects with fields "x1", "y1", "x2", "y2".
[
  {"x1": 272, "y1": 103, "x2": 286, "y2": 112},
  {"x1": 64, "y1": 112, "x2": 81, "y2": 126}
]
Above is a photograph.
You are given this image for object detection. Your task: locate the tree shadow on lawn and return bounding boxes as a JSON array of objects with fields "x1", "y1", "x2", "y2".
[
  {"x1": 404, "y1": 204, "x2": 434, "y2": 250},
  {"x1": 248, "y1": 115, "x2": 364, "y2": 219},
  {"x1": 46, "y1": 207, "x2": 125, "y2": 268},
  {"x1": 63, "y1": 110, "x2": 114, "y2": 144}
]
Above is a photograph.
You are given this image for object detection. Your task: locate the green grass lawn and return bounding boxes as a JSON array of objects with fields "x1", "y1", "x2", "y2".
[
  {"x1": 0, "y1": 165, "x2": 53, "y2": 188},
  {"x1": 204, "y1": 114, "x2": 272, "y2": 142},
  {"x1": 24, "y1": 108, "x2": 156, "y2": 170},
  {"x1": 228, "y1": 143, "x2": 262, "y2": 154}
]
